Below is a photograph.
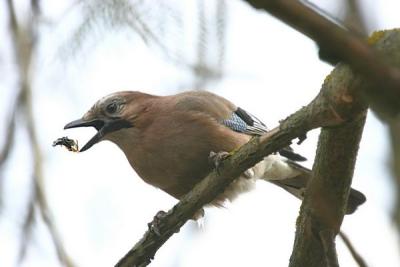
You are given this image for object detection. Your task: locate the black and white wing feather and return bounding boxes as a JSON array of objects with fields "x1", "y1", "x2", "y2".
[
  {"x1": 222, "y1": 107, "x2": 269, "y2": 135},
  {"x1": 221, "y1": 107, "x2": 306, "y2": 162}
]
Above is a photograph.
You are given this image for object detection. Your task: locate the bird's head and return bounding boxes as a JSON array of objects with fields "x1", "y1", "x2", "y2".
[{"x1": 64, "y1": 91, "x2": 152, "y2": 152}]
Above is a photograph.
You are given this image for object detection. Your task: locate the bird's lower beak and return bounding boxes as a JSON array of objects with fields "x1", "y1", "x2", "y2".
[
  {"x1": 64, "y1": 118, "x2": 106, "y2": 152},
  {"x1": 64, "y1": 118, "x2": 132, "y2": 152}
]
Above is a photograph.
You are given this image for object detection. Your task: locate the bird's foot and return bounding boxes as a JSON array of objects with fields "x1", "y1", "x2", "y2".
[
  {"x1": 297, "y1": 133, "x2": 307, "y2": 145},
  {"x1": 148, "y1": 210, "x2": 167, "y2": 236},
  {"x1": 243, "y1": 168, "x2": 255, "y2": 179},
  {"x1": 209, "y1": 151, "x2": 230, "y2": 173},
  {"x1": 192, "y1": 208, "x2": 205, "y2": 221}
]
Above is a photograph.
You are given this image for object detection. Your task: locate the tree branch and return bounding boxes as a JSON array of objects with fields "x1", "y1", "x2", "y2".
[
  {"x1": 243, "y1": 0, "x2": 400, "y2": 119},
  {"x1": 339, "y1": 231, "x2": 368, "y2": 267},
  {"x1": 289, "y1": 112, "x2": 367, "y2": 267},
  {"x1": 4, "y1": 0, "x2": 75, "y2": 266},
  {"x1": 319, "y1": 229, "x2": 340, "y2": 267},
  {"x1": 115, "y1": 28, "x2": 400, "y2": 266}
]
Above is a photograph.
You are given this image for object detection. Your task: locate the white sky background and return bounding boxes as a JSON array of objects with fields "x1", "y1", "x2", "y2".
[{"x1": 0, "y1": 0, "x2": 399, "y2": 266}]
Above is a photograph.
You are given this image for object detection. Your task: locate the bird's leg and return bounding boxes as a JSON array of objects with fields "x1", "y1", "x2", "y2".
[
  {"x1": 148, "y1": 210, "x2": 167, "y2": 236},
  {"x1": 209, "y1": 151, "x2": 230, "y2": 173}
]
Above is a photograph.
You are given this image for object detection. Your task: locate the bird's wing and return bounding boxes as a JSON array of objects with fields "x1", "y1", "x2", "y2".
[
  {"x1": 173, "y1": 91, "x2": 306, "y2": 161},
  {"x1": 221, "y1": 107, "x2": 269, "y2": 135},
  {"x1": 221, "y1": 107, "x2": 306, "y2": 162}
]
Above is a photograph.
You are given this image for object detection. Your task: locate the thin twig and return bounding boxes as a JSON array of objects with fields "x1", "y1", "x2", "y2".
[
  {"x1": 339, "y1": 231, "x2": 368, "y2": 267},
  {"x1": 19, "y1": 195, "x2": 35, "y2": 261},
  {"x1": 0, "y1": 107, "x2": 17, "y2": 169},
  {"x1": 4, "y1": 0, "x2": 75, "y2": 266},
  {"x1": 0, "y1": 88, "x2": 26, "y2": 170},
  {"x1": 0, "y1": 109, "x2": 16, "y2": 209},
  {"x1": 24, "y1": 77, "x2": 76, "y2": 267},
  {"x1": 343, "y1": 0, "x2": 367, "y2": 36}
]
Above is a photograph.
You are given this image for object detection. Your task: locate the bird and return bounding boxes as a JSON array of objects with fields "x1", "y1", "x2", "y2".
[{"x1": 64, "y1": 90, "x2": 366, "y2": 219}]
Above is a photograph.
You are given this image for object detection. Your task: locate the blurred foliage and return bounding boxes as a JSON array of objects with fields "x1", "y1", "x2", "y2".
[
  {"x1": 1, "y1": 0, "x2": 228, "y2": 266},
  {"x1": 62, "y1": 0, "x2": 227, "y2": 87}
]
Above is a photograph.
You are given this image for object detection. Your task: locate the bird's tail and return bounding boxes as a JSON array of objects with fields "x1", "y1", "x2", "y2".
[{"x1": 270, "y1": 161, "x2": 366, "y2": 215}]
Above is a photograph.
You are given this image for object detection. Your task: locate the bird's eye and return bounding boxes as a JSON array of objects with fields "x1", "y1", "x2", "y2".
[{"x1": 106, "y1": 102, "x2": 118, "y2": 114}]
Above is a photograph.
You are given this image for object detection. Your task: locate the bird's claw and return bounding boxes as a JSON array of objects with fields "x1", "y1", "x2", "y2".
[
  {"x1": 243, "y1": 168, "x2": 254, "y2": 179},
  {"x1": 297, "y1": 133, "x2": 307, "y2": 145},
  {"x1": 148, "y1": 210, "x2": 167, "y2": 236},
  {"x1": 209, "y1": 151, "x2": 230, "y2": 173}
]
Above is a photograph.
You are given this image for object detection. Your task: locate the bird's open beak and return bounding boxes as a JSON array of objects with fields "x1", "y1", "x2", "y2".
[{"x1": 64, "y1": 117, "x2": 132, "y2": 152}]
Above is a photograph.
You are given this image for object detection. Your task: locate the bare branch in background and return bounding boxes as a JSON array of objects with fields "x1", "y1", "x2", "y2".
[
  {"x1": 244, "y1": 0, "x2": 400, "y2": 245},
  {"x1": 193, "y1": 0, "x2": 226, "y2": 89},
  {"x1": 216, "y1": 0, "x2": 226, "y2": 72},
  {"x1": 339, "y1": 0, "x2": 400, "y2": 242},
  {"x1": 389, "y1": 120, "x2": 400, "y2": 238},
  {"x1": 19, "y1": 193, "x2": 35, "y2": 261},
  {"x1": 62, "y1": 0, "x2": 184, "y2": 64},
  {"x1": 243, "y1": 0, "x2": 400, "y2": 119},
  {"x1": 0, "y1": 88, "x2": 25, "y2": 171},
  {"x1": 61, "y1": 0, "x2": 226, "y2": 90},
  {"x1": 344, "y1": 0, "x2": 400, "y2": 245},
  {"x1": 0, "y1": 89, "x2": 24, "y2": 208},
  {"x1": 0, "y1": 110, "x2": 16, "y2": 208},
  {"x1": 339, "y1": 231, "x2": 368, "y2": 267},
  {"x1": 3, "y1": 0, "x2": 75, "y2": 266},
  {"x1": 193, "y1": 0, "x2": 208, "y2": 89},
  {"x1": 343, "y1": 0, "x2": 367, "y2": 36},
  {"x1": 24, "y1": 80, "x2": 76, "y2": 267}
]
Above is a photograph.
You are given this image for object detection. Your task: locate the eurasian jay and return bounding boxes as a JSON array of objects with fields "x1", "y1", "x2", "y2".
[{"x1": 64, "y1": 90, "x2": 366, "y2": 217}]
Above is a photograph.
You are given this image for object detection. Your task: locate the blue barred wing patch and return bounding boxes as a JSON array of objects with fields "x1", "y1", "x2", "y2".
[
  {"x1": 221, "y1": 107, "x2": 268, "y2": 136},
  {"x1": 222, "y1": 112, "x2": 249, "y2": 133},
  {"x1": 221, "y1": 107, "x2": 307, "y2": 161}
]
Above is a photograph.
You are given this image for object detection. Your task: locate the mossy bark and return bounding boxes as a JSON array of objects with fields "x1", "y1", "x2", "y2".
[{"x1": 289, "y1": 115, "x2": 366, "y2": 267}]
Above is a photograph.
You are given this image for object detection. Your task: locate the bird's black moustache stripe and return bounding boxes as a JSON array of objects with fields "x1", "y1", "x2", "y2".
[{"x1": 103, "y1": 119, "x2": 133, "y2": 135}]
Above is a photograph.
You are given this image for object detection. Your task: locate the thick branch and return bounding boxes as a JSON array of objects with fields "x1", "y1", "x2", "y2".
[
  {"x1": 319, "y1": 230, "x2": 340, "y2": 267},
  {"x1": 243, "y1": 0, "x2": 400, "y2": 119},
  {"x1": 116, "y1": 28, "x2": 400, "y2": 267},
  {"x1": 115, "y1": 48, "x2": 369, "y2": 267},
  {"x1": 289, "y1": 113, "x2": 367, "y2": 267}
]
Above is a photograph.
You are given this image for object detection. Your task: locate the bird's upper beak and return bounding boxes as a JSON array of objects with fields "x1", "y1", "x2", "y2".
[{"x1": 64, "y1": 117, "x2": 132, "y2": 152}]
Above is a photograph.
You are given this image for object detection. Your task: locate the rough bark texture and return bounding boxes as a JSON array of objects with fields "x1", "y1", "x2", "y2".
[{"x1": 289, "y1": 114, "x2": 367, "y2": 267}]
